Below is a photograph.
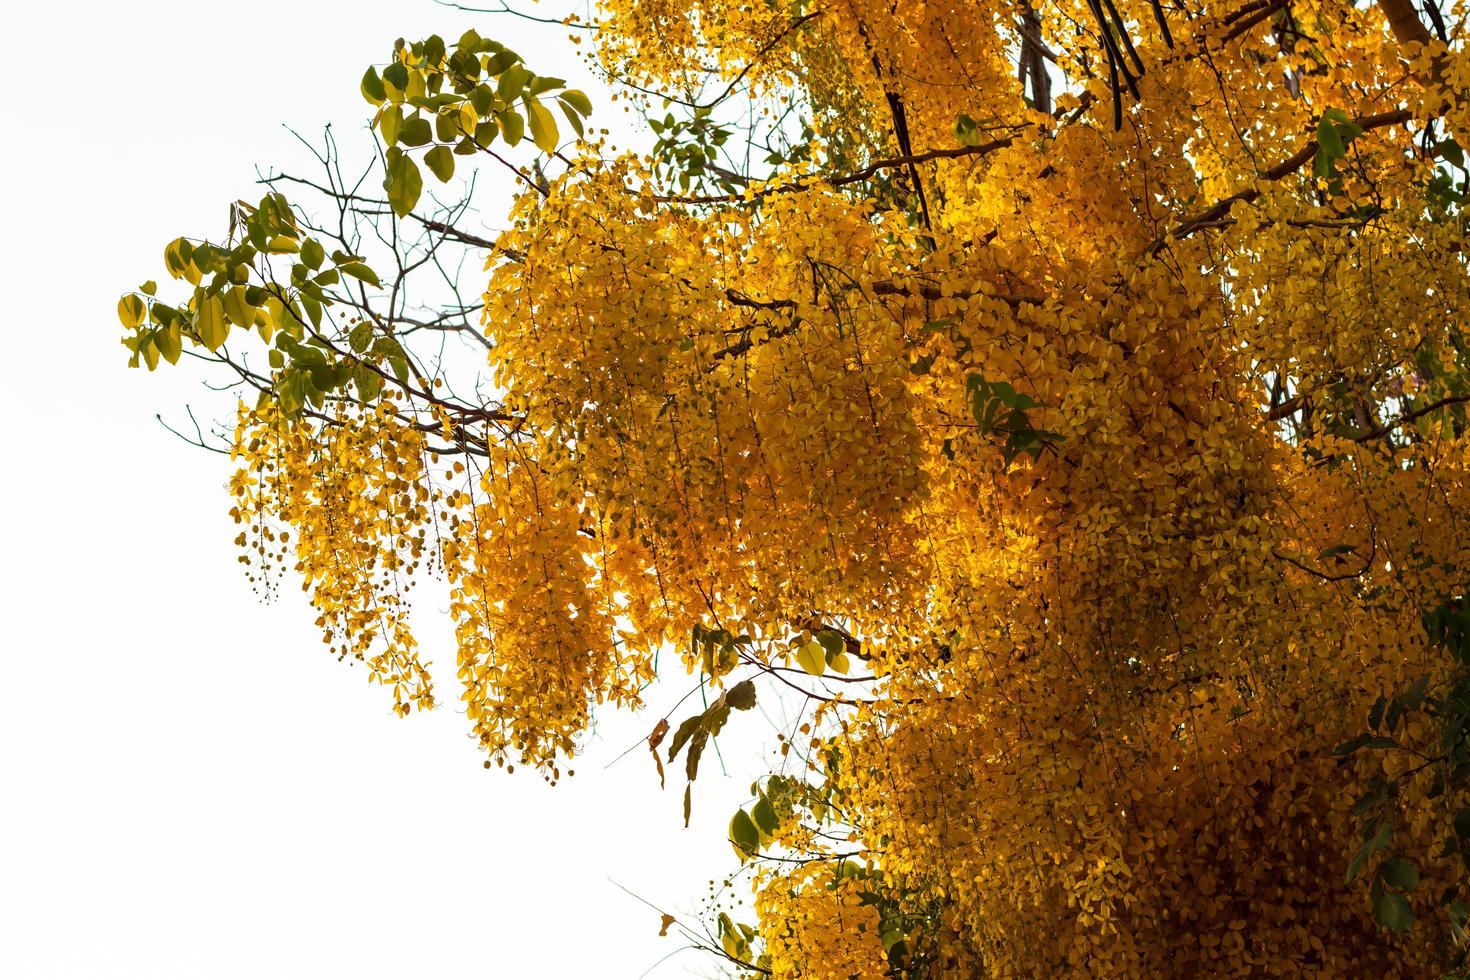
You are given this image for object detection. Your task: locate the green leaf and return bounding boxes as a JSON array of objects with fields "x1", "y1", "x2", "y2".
[
  {"x1": 382, "y1": 60, "x2": 409, "y2": 96},
  {"x1": 729, "y1": 808, "x2": 760, "y2": 859},
  {"x1": 684, "y1": 728, "x2": 709, "y2": 782},
  {"x1": 425, "y1": 144, "x2": 455, "y2": 182},
  {"x1": 301, "y1": 290, "x2": 323, "y2": 329},
  {"x1": 457, "y1": 28, "x2": 483, "y2": 53},
  {"x1": 1346, "y1": 823, "x2": 1393, "y2": 883},
  {"x1": 1368, "y1": 695, "x2": 1387, "y2": 730},
  {"x1": 526, "y1": 74, "x2": 565, "y2": 96},
  {"x1": 385, "y1": 155, "x2": 423, "y2": 217},
  {"x1": 435, "y1": 109, "x2": 459, "y2": 143},
  {"x1": 348, "y1": 321, "x2": 375, "y2": 353},
  {"x1": 300, "y1": 238, "x2": 325, "y2": 270},
  {"x1": 139, "y1": 334, "x2": 159, "y2": 371},
  {"x1": 1439, "y1": 138, "x2": 1466, "y2": 170},
  {"x1": 701, "y1": 704, "x2": 731, "y2": 740},
  {"x1": 399, "y1": 115, "x2": 432, "y2": 147},
  {"x1": 164, "y1": 238, "x2": 194, "y2": 280},
  {"x1": 1314, "y1": 117, "x2": 1347, "y2": 178},
  {"x1": 559, "y1": 89, "x2": 592, "y2": 116},
  {"x1": 496, "y1": 108, "x2": 525, "y2": 147},
  {"x1": 473, "y1": 119, "x2": 500, "y2": 146},
  {"x1": 667, "y1": 714, "x2": 703, "y2": 762},
  {"x1": 353, "y1": 363, "x2": 383, "y2": 402},
  {"x1": 815, "y1": 629, "x2": 845, "y2": 658},
  {"x1": 526, "y1": 99, "x2": 558, "y2": 153},
  {"x1": 485, "y1": 51, "x2": 519, "y2": 76},
  {"x1": 221, "y1": 286, "x2": 252, "y2": 327},
  {"x1": 752, "y1": 795, "x2": 779, "y2": 835},
  {"x1": 1373, "y1": 891, "x2": 1415, "y2": 932},
  {"x1": 470, "y1": 85, "x2": 496, "y2": 115},
  {"x1": 725, "y1": 679, "x2": 756, "y2": 711},
  {"x1": 361, "y1": 66, "x2": 386, "y2": 105},
  {"x1": 117, "y1": 294, "x2": 146, "y2": 328},
  {"x1": 718, "y1": 914, "x2": 748, "y2": 960},
  {"x1": 1379, "y1": 857, "x2": 1419, "y2": 890},
  {"x1": 559, "y1": 100, "x2": 585, "y2": 138},
  {"x1": 154, "y1": 324, "x2": 182, "y2": 365},
  {"x1": 277, "y1": 368, "x2": 305, "y2": 417},
  {"x1": 497, "y1": 64, "x2": 526, "y2": 102},
  {"x1": 339, "y1": 262, "x2": 381, "y2": 287}
]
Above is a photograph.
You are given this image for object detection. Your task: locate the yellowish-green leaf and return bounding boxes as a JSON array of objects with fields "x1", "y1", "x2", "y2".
[
  {"x1": 497, "y1": 64, "x2": 526, "y2": 102},
  {"x1": 796, "y1": 641, "x2": 826, "y2": 676},
  {"x1": 526, "y1": 99, "x2": 558, "y2": 153},
  {"x1": 155, "y1": 323, "x2": 182, "y2": 364},
  {"x1": 263, "y1": 295, "x2": 289, "y2": 339},
  {"x1": 496, "y1": 108, "x2": 524, "y2": 147},
  {"x1": 163, "y1": 238, "x2": 192, "y2": 280},
  {"x1": 386, "y1": 155, "x2": 423, "y2": 217},
  {"x1": 559, "y1": 89, "x2": 592, "y2": 117},
  {"x1": 399, "y1": 115, "x2": 432, "y2": 147},
  {"x1": 380, "y1": 105, "x2": 404, "y2": 146},
  {"x1": 221, "y1": 286, "x2": 252, "y2": 327},
  {"x1": 140, "y1": 334, "x2": 160, "y2": 371},
  {"x1": 425, "y1": 144, "x2": 455, "y2": 182},
  {"x1": 339, "y1": 262, "x2": 381, "y2": 287},
  {"x1": 730, "y1": 808, "x2": 759, "y2": 859},
  {"x1": 117, "y1": 294, "x2": 146, "y2": 329},
  {"x1": 360, "y1": 66, "x2": 386, "y2": 105},
  {"x1": 195, "y1": 295, "x2": 229, "y2": 351},
  {"x1": 559, "y1": 100, "x2": 585, "y2": 138}
]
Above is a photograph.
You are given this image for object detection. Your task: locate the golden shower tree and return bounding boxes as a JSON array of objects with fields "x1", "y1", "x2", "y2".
[{"x1": 121, "y1": 0, "x2": 1470, "y2": 973}]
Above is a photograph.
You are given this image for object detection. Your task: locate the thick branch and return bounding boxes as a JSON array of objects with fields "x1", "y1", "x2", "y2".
[
  {"x1": 1156, "y1": 109, "x2": 1414, "y2": 250},
  {"x1": 1356, "y1": 394, "x2": 1470, "y2": 440},
  {"x1": 1377, "y1": 0, "x2": 1433, "y2": 46}
]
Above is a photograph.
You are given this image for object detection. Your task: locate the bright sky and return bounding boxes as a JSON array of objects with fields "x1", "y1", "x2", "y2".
[{"x1": 1, "y1": 3, "x2": 778, "y2": 976}]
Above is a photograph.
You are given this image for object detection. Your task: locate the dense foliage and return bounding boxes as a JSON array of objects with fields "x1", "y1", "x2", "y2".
[{"x1": 122, "y1": 0, "x2": 1470, "y2": 973}]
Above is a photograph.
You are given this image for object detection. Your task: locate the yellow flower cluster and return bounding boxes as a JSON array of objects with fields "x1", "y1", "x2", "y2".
[
  {"x1": 188, "y1": 0, "x2": 1470, "y2": 971},
  {"x1": 231, "y1": 396, "x2": 435, "y2": 717}
]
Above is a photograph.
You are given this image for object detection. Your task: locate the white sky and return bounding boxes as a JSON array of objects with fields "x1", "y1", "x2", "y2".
[{"x1": 0, "y1": 3, "x2": 781, "y2": 976}]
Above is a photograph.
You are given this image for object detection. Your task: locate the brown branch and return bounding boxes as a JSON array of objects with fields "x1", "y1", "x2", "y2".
[
  {"x1": 724, "y1": 289, "x2": 796, "y2": 311},
  {"x1": 1355, "y1": 393, "x2": 1470, "y2": 440},
  {"x1": 1377, "y1": 0, "x2": 1433, "y2": 46},
  {"x1": 692, "y1": 11, "x2": 825, "y2": 110},
  {"x1": 1263, "y1": 394, "x2": 1304, "y2": 421},
  {"x1": 872, "y1": 280, "x2": 1043, "y2": 307},
  {"x1": 1156, "y1": 109, "x2": 1414, "y2": 251},
  {"x1": 655, "y1": 136, "x2": 1019, "y2": 205},
  {"x1": 417, "y1": 218, "x2": 500, "y2": 252}
]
